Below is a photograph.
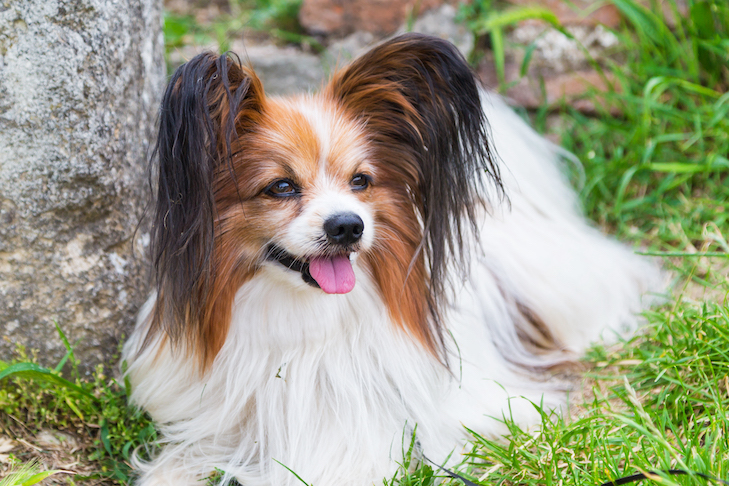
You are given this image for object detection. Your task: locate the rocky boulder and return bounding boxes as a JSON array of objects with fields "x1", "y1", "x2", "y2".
[{"x1": 0, "y1": 0, "x2": 165, "y2": 371}]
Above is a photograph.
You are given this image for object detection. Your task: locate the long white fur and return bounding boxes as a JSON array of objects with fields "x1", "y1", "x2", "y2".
[{"x1": 122, "y1": 91, "x2": 659, "y2": 486}]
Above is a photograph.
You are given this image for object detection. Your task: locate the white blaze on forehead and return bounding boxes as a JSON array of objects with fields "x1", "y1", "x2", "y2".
[{"x1": 288, "y1": 96, "x2": 372, "y2": 182}]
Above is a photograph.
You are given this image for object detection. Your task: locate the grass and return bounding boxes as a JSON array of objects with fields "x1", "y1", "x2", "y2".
[
  {"x1": 1, "y1": 0, "x2": 727, "y2": 484},
  {"x1": 527, "y1": 1, "x2": 727, "y2": 241},
  {"x1": 0, "y1": 460, "x2": 68, "y2": 486},
  {"x1": 455, "y1": 298, "x2": 729, "y2": 486},
  {"x1": 0, "y1": 335, "x2": 155, "y2": 484}
]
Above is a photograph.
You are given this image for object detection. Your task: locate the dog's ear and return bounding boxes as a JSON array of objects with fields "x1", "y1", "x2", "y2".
[
  {"x1": 325, "y1": 33, "x2": 501, "y2": 325},
  {"x1": 149, "y1": 52, "x2": 264, "y2": 352}
]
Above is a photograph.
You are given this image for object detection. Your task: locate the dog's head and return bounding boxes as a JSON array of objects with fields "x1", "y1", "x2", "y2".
[{"x1": 147, "y1": 34, "x2": 500, "y2": 369}]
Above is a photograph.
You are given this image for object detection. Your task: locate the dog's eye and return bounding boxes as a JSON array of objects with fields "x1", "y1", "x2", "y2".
[
  {"x1": 351, "y1": 174, "x2": 370, "y2": 190},
  {"x1": 265, "y1": 179, "x2": 298, "y2": 197}
]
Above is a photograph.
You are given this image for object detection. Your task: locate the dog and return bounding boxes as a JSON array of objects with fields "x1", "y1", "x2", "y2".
[{"x1": 122, "y1": 33, "x2": 658, "y2": 486}]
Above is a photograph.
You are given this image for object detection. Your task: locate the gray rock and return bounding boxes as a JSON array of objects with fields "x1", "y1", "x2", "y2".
[
  {"x1": 400, "y1": 4, "x2": 474, "y2": 58},
  {"x1": 166, "y1": 41, "x2": 218, "y2": 73},
  {"x1": 0, "y1": 0, "x2": 164, "y2": 372},
  {"x1": 324, "y1": 31, "x2": 376, "y2": 73},
  {"x1": 510, "y1": 24, "x2": 619, "y2": 75},
  {"x1": 170, "y1": 41, "x2": 325, "y2": 97},
  {"x1": 231, "y1": 41, "x2": 326, "y2": 96}
]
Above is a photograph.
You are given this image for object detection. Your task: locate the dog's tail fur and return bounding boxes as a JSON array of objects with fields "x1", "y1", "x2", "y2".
[{"x1": 475, "y1": 92, "x2": 663, "y2": 368}]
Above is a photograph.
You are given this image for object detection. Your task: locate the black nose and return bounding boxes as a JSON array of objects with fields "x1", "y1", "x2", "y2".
[{"x1": 324, "y1": 212, "x2": 364, "y2": 246}]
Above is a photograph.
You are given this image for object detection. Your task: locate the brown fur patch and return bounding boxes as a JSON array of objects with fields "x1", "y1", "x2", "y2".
[{"x1": 362, "y1": 191, "x2": 434, "y2": 351}]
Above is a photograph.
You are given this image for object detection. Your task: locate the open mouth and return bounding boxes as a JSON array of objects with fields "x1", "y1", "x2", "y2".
[{"x1": 265, "y1": 245, "x2": 356, "y2": 294}]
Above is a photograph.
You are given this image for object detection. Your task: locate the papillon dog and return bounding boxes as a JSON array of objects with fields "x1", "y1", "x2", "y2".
[{"x1": 122, "y1": 33, "x2": 658, "y2": 486}]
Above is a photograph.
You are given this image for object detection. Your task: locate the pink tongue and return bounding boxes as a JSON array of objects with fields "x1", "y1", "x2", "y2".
[{"x1": 308, "y1": 255, "x2": 355, "y2": 294}]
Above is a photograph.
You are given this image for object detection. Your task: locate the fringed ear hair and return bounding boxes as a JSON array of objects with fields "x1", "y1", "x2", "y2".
[
  {"x1": 325, "y1": 33, "x2": 501, "y2": 357},
  {"x1": 147, "y1": 52, "x2": 264, "y2": 363}
]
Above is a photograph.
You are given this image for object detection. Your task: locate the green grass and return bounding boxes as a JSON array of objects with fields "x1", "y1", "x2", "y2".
[
  {"x1": 455, "y1": 297, "x2": 729, "y2": 486},
  {"x1": 462, "y1": 0, "x2": 728, "y2": 246},
  {"x1": 0, "y1": 460, "x2": 65, "y2": 486},
  {"x1": 0, "y1": 335, "x2": 155, "y2": 484},
  {"x1": 1, "y1": 0, "x2": 728, "y2": 484}
]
